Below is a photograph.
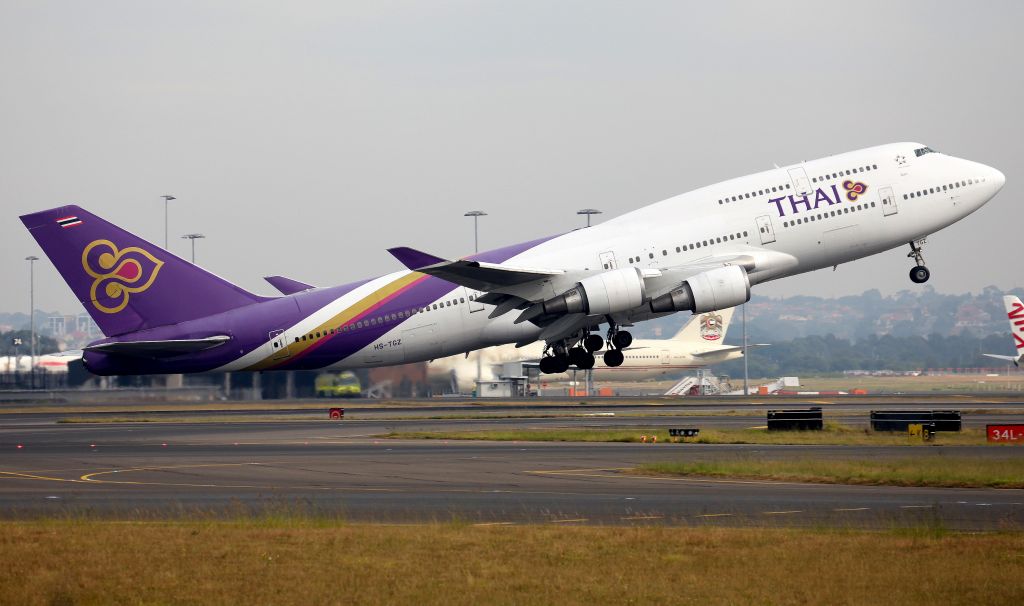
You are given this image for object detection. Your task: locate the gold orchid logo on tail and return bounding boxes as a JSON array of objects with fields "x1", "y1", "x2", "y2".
[{"x1": 82, "y1": 240, "x2": 164, "y2": 313}]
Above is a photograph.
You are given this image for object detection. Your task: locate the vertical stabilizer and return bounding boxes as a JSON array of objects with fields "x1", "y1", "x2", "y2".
[
  {"x1": 1004, "y1": 295, "x2": 1024, "y2": 361},
  {"x1": 21, "y1": 205, "x2": 267, "y2": 337},
  {"x1": 671, "y1": 307, "x2": 736, "y2": 343}
]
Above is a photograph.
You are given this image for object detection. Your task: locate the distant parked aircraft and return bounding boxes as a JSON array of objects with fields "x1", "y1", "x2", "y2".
[
  {"x1": 430, "y1": 307, "x2": 767, "y2": 390},
  {"x1": 983, "y1": 295, "x2": 1024, "y2": 367}
]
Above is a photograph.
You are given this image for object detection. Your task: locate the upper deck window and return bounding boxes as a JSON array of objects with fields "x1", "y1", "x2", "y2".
[{"x1": 914, "y1": 146, "x2": 937, "y2": 157}]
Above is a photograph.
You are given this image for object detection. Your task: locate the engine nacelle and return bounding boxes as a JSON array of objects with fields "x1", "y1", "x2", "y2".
[
  {"x1": 648, "y1": 265, "x2": 750, "y2": 314},
  {"x1": 533, "y1": 267, "x2": 647, "y2": 317}
]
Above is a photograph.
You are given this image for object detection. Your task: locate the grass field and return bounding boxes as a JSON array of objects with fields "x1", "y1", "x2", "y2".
[
  {"x1": 637, "y1": 457, "x2": 1024, "y2": 489},
  {"x1": 0, "y1": 520, "x2": 1021, "y2": 605},
  {"x1": 385, "y1": 424, "x2": 993, "y2": 446},
  {"x1": 790, "y1": 374, "x2": 1024, "y2": 393}
]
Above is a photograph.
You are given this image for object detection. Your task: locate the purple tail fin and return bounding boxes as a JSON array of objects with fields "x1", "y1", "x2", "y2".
[{"x1": 21, "y1": 205, "x2": 267, "y2": 336}]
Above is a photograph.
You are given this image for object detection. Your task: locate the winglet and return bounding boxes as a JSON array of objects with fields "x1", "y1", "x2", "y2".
[
  {"x1": 387, "y1": 247, "x2": 449, "y2": 271},
  {"x1": 264, "y1": 275, "x2": 314, "y2": 295}
]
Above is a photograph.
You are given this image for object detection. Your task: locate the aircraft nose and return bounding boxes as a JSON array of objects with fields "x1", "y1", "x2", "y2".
[{"x1": 991, "y1": 167, "x2": 1006, "y2": 191}]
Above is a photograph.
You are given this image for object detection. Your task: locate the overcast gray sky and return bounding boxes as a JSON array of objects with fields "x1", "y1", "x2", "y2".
[{"x1": 2, "y1": 1, "x2": 1021, "y2": 316}]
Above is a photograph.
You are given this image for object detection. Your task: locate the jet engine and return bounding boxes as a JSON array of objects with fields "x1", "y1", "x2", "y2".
[
  {"x1": 517, "y1": 267, "x2": 646, "y2": 322},
  {"x1": 648, "y1": 265, "x2": 750, "y2": 314}
]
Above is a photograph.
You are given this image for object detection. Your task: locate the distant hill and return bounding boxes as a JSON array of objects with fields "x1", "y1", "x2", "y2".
[{"x1": 633, "y1": 286, "x2": 1024, "y2": 343}]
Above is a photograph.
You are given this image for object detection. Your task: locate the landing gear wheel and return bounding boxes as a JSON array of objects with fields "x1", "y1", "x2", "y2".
[
  {"x1": 907, "y1": 240, "x2": 929, "y2": 284},
  {"x1": 603, "y1": 349, "x2": 624, "y2": 367},
  {"x1": 611, "y1": 331, "x2": 633, "y2": 349},
  {"x1": 583, "y1": 334, "x2": 604, "y2": 353},
  {"x1": 568, "y1": 347, "x2": 589, "y2": 367},
  {"x1": 575, "y1": 352, "x2": 596, "y2": 370},
  {"x1": 539, "y1": 356, "x2": 558, "y2": 374},
  {"x1": 551, "y1": 354, "x2": 570, "y2": 373}
]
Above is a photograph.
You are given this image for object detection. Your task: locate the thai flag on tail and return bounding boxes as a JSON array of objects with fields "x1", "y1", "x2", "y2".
[{"x1": 56, "y1": 216, "x2": 82, "y2": 228}]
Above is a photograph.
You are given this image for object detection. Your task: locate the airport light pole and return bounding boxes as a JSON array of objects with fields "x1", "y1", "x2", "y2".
[
  {"x1": 12, "y1": 337, "x2": 21, "y2": 383},
  {"x1": 181, "y1": 233, "x2": 205, "y2": 263},
  {"x1": 160, "y1": 195, "x2": 176, "y2": 249},
  {"x1": 577, "y1": 208, "x2": 602, "y2": 227},
  {"x1": 464, "y1": 210, "x2": 487, "y2": 255},
  {"x1": 25, "y1": 255, "x2": 38, "y2": 389},
  {"x1": 742, "y1": 303, "x2": 749, "y2": 396},
  {"x1": 464, "y1": 211, "x2": 487, "y2": 393}
]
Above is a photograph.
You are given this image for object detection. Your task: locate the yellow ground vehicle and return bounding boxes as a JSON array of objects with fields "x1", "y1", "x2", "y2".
[{"x1": 315, "y1": 371, "x2": 361, "y2": 398}]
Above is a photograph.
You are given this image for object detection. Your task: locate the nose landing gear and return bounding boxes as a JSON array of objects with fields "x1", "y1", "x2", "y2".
[{"x1": 907, "y1": 239, "x2": 930, "y2": 284}]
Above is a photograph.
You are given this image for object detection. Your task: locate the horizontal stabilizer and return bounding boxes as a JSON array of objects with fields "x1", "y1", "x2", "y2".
[
  {"x1": 692, "y1": 343, "x2": 770, "y2": 357},
  {"x1": 387, "y1": 246, "x2": 562, "y2": 291},
  {"x1": 85, "y1": 335, "x2": 231, "y2": 358},
  {"x1": 264, "y1": 275, "x2": 314, "y2": 295},
  {"x1": 983, "y1": 353, "x2": 1021, "y2": 367}
]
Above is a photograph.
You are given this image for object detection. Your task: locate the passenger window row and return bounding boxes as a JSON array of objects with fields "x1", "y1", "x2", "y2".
[
  {"x1": 811, "y1": 164, "x2": 878, "y2": 184},
  {"x1": 626, "y1": 231, "x2": 750, "y2": 264},
  {"x1": 291, "y1": 296, "x2": 469, "y2": 343},
  {"x1": 903, "y1": 177, "x2": 986, "y2": 200},
  {"x1": 718, "y1": 184, "x2": 789, "y2": 205},
  {"x1": 781, "y1": 201, "x2": 876, "y2": 228}
]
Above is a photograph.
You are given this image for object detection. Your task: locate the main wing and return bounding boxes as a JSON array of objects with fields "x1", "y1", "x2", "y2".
[{"x1": 388, "y1": 245, "x2": 797, "y2": 343}]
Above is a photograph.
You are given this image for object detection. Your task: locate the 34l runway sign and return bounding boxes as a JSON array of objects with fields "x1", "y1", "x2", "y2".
[{"x1": 986, "y1": 425, "x2": 1024, "y2": 443}]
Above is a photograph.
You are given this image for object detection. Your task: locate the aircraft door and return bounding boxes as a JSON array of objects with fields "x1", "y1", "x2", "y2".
[
  {"x1": 598, "y1": 251, "x2": 618, "y2": 270},
  {"x1": 660, "y1": 349, "x2": 671, "y2": 365},
  {"x1": 879, "y1": 186, "x2": 898, "y2": 216},
  {"x1": 467, "y1": 288, "x2": 485, "y2": 313},
  {"x1": 269, "y1": 329, "x2": 290, "y2": 360},
  {"x1": 787, "y1": 167, "x2": 813, "y2": 196},
  {"x1": 755, "y1": 215, "x2": 777, "y2": 244}
]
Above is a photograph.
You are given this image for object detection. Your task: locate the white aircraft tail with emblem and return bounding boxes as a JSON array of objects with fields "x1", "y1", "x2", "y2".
[
  {"x1": 672, "y1": 307, "x2": 736, "y2": 344},
  {"x1": 983, "y1": 295, "x2": 1024, "y2": 367}
]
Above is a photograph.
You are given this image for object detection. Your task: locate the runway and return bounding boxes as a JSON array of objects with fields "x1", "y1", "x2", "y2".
[{"x1": 2, "y1": 415, "x2": 1022, "y2": 529}]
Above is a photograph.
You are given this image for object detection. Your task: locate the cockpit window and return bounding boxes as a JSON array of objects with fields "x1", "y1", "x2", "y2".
[{"x1": 914, "y1": 146, "x2": 937, "y2": 157}]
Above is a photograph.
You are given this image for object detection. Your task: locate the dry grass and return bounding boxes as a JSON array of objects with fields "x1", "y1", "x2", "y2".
[
  {"x1": 638, "y1": 456, "x2": 1024, "y2": 489},
  {"x1": 386, "y1": 424, "x2": 993, "y2": 446},
  {"x1": 797, "y1": 374, "x2": 1024, "y2": 393},
  {"x1": 0, "y1": 521, "x2": 1022, "y2": 605}
]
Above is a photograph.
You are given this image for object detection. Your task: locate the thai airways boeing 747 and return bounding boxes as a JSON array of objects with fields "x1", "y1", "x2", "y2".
[{"x1": 20, "y1": 143, "x2": 1004, "y2": 376}]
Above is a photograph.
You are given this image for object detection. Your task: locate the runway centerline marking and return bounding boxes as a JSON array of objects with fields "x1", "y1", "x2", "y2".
[
  {"x1": 763, "y1": 510, "x2": 803, "y2": 515},
  {"x1": 834, "y1": 507, "x2": 870, "y2": 512}
]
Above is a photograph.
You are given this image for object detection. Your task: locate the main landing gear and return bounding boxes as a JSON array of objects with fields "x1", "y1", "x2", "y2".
[
  {"x1": 907, "y1": 239, "x2": 930, "y2": 284},
  {"x1": 538, "y1": 328, "x2": 626, "y2": 374},
  {"x1": 601, "y1": 324, "x2": 632, "y2": 368}
]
